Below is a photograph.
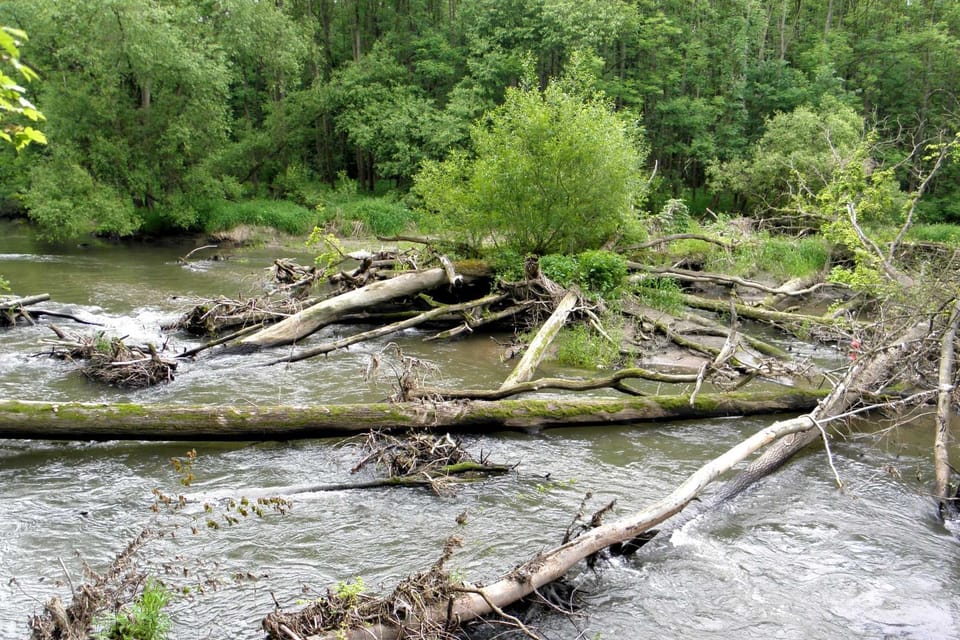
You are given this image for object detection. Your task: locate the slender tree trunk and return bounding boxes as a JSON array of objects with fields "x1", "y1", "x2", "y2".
[
  {"x1": 500, "y1": 290, "x2": 578, "y2": 389},
  {"x1": 934, "y1": 298, "x2": 960, "y2": 503}
]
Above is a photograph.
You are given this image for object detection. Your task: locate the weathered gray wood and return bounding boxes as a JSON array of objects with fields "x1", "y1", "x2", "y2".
[{"x1": 500, "y1": 290, "x2": 578, "y2": 389}]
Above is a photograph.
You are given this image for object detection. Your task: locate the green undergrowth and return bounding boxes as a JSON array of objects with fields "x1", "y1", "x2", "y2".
[
  {"x1": 555, "y1": 319, "x2": 624, "y2": 369},
  {"x1": 195, "y1": 199, "x2": 320, "y2": 235},
  {"x1": 906, "y1": 224, "x2": 960, "y2": 245},
  {"x1": 708, "y1": 233, "x2": 830, "y2": 280},
  {"x1": 96, "y1": 579, "x2": 170, "y2": 640},
  {"x1": 633, "y1": 276, "x2": 684, "y2": 314}
]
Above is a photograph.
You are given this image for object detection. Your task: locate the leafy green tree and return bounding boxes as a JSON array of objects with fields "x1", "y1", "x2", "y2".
[
  {"x1": 9, "y1": 0, "x2": 232, "y2": 238},
  {"x1": 709, "y1": 97, "x2": 863, "y2": 216},
  {"x1": 413, "y1": 56, "x2": 647, "y2": 256}
]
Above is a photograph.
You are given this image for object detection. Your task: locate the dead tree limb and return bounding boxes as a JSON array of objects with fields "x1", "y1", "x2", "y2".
[
  {"x1": 266, "y1": 293, "x2": 507, "y2": 365},
  {"x1": 680, "y1": 293, "x2": 848, "y2": 333},
  {"x1": 625, "y1": 233, "x2": 734, "y2": 252},
  {"x1": 423, "y1": 301, "x2": 536, "y2": 341},
  {"x1": 0, "y1": 293, "x2": 51, "y2": 309},
  {"x1": 236, "y1": 267, "x2": 454, "y2": 350},
  {"x1": 410, "y1": 367, "x2": 702, "y2": 401},
  {"x1": 935, "y1": 297, "x2": 960, "y2": 513},
  {"x1": 301, "y1": 414, "x2": 818, "y2": 640},
  {"x1": 500, "y1": 290, "x2": 578, "y2": 389}
]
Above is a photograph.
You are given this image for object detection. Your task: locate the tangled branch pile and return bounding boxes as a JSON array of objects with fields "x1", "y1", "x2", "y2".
[
  {"x1": 29, "y1": 530, "x2": 154, "y2": 640},
  {"x1": 169, "y1": 295, "x2": 312, "y2": 336},
  {"x1": 44, "y1": 328, "x2": 177, "y2": 388},
  {"x1": 351, "y1": 431, "x2": 491, "y2": 494},
  {"x1": 262, "y1": 537, "x2": 466, "y2": 640}
]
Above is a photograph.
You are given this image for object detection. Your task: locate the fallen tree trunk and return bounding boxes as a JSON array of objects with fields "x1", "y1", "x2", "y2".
[
  {"x1": 266, "y1": 293, "x2": 507, "y2": 365},
  {"x1": 500, "y1": 290, "x2": 578, "y2": 388},
  {"x1": 296, "y1": 414, "x2": 818, "y2": 640},
  {"x1": 0, "y1": 390, "x2": 826, "y2": 441},
  {"x1": 934, "y1": 298, "x2": 960, "y2": 515},
  {"x1": 235, "y1": 267, "x2": 454, "y2": 350},
  {"x1": 0, "y1": 293, "x2": 51, "y2": 309}
]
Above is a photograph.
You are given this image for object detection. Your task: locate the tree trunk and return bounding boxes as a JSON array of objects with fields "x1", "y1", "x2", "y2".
[
  {"x1": 934, "y1": 299, "x2": 960, "y2": 508},
  {"x1": 236, "y1": 268, "x2": 452, "y2": 349},
  {"x1": 303, "y1": 414, "x2": 818, "y2": 640},
  {"x1": 0, "y1": 391, "x2": 825, "y2": 441},
  {"x1": 500, "y1": 290, "x2": 578, "y2": 389}
]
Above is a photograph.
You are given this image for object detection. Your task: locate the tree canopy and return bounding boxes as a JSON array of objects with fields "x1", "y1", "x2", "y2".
[{"x1": 0, "y1": 0, "x2": 957, "y2": 240}]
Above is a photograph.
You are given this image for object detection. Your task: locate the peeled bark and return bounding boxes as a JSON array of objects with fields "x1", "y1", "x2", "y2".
[
  {"x1": 266, "y1": 293, "x2": 506, "y2": 365},
  {"x1": 0, "y1": 390, "x2": 825, "y2": 441},
  {"x1": 236, "y1": 268, "x2": 452, "y2": 349}
]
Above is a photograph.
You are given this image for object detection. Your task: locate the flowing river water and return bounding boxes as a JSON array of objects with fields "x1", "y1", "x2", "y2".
[{"x1": 0, "y1": 220, "x2": 957, "y2": 639}]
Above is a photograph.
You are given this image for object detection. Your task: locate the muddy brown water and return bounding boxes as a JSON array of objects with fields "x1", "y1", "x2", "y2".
[{"x1": 0, "y1": 221, "x2": 958, "y2": 639}]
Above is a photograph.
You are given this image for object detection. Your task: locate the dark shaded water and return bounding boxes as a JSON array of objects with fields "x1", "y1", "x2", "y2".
[{"x1": 0, "y1": 221, "x2": 958, "y2": 639}]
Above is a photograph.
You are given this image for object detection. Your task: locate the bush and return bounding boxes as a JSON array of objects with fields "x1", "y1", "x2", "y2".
[
  {"x1": 413, "y1": 54, "x2": 647, "y2": 255},
  {"x1": 576, "y1": 250, "x2": 627, "y2": 297},
  {"x1": 539, "y1": 254, "x2": 580, "y2": 288}
]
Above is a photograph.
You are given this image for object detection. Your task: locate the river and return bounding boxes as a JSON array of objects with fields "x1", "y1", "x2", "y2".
[{"x1": 0, "y1": 220, "x2": 957, "y2": 640}]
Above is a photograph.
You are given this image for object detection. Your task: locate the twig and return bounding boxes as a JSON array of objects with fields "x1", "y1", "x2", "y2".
[
  {"x1": 454, "y1": 586, "x2": 546, "y2": 640},
  {"x1": 811, "y1": 417, "x2": 844, "y2": 490}
]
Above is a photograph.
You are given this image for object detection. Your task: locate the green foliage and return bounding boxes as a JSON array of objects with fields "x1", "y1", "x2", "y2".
[
  {"x1": 25, "y1": 150, "x2": 138, "y2": 241},
  {"x1": 538, "y1": 254, "x2": 580, "y2": 288},
  {"x1": 334, "y1": 577, "x2": 366, "y2": 605},
  {"x1": 0, "y1": 274, "x2": 9, "y2": 292},
  {"x1": 538, "y1": 251, "x2": 626, "y2": 298},
  {"x1": 555, "y1": 320, "x2": 622, "y2": 369},
  {"x1": 709, "y1": 97, "x2": 864, "y2": 216},
  {"x1": 576, "y1": 250, "x2": 627, "y2": 297},
  {"x1": 414, "y1": 56, "x2": 647, "y2": 256},
  {"x1": 907, "y1": 224, "x2": 960, "y2": 245},
  {"x1": 197, "y1": 199, "x2": 318, "y2": 235},
  {"x1": 0, "y1": 25, "x2": 45, "y2": 151},
  {"x1": 96, "y1": 579, "x2": 170, "y2": 640},
  {"x1": 634, "y1": 276, "x2": 683, "y2": 314}
]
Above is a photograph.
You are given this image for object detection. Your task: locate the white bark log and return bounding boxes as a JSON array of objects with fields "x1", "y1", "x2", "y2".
[
  {"x1": 500, "y1": 290, "x2": 578, "y2": 389},
  {"x1": 237, "y1": 268, "x2": 450, "y2": 349}
]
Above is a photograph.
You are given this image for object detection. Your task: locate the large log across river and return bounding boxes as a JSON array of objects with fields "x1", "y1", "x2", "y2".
[{"x1": 0, "y1": 390, "x2": 825, "y2": 441}]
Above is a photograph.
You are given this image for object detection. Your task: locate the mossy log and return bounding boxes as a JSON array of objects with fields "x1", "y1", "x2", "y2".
[{"x1": 0, "y1": 390, "x2": 826, "y2": 441}]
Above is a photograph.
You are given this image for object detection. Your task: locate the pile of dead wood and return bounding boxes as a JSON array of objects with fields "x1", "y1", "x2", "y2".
[{"x1": 43, "y1": 327, "x2": 176, "y2": 388}]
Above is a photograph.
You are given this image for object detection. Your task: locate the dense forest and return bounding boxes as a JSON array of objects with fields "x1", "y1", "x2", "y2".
[{"x1": 0, "y1": 0, "x2": 958, "y2": 242}]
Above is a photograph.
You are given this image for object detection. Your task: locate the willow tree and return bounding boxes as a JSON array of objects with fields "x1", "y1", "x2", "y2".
[{"x1": 413, "y1": 53, "x2": 648, "y2": 256}]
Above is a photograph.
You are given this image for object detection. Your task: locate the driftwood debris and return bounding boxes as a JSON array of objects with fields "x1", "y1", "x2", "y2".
[
  {"x1": 273, "y1": 312, "x2": 936, "y2": 640},
  {"x1": 43, "y1": 328, "x2": 177, "y2": 388},
  {"x1": 169, "y1": 295, "x2": 316, "y2": 337}
]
